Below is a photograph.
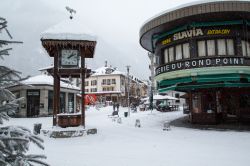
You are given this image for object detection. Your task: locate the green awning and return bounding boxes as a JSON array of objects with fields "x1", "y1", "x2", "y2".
[
  {"x1": 158, "y1": 74, "x2": 250, "y2": 92},
  {"x1": 159, "y1": 77, "x2": 192, "y2": 87},
  {"x1": 159, "y1": 74, "x2": 249, "y2": 87},
  {"x1": 196, "y1": 74, "x2": 241, "y2": 83},
  {"x1": 158, "y1": 82, "x2": 250, "y2": 93}
]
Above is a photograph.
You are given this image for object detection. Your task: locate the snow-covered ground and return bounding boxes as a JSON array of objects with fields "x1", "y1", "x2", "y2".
[{"x1": 5, "y1": 106, "x2": 250, "y2": 166}]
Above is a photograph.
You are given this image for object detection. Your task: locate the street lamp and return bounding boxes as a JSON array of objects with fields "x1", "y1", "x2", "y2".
[{"x1": 126, "y1": 65, "x2": 131, "y2": 117}]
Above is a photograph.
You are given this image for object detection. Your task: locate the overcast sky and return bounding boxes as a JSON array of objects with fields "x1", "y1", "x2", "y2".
[{"x1": 0, "y1": 0, "x2": 201, "y2": 80}]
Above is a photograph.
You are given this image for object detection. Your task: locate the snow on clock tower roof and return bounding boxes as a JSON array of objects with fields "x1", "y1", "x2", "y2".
[{"x1": 41, "y1": 17, "x2": 97, "y2": 41}]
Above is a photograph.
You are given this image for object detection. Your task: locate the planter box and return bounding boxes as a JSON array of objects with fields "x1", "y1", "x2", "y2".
[{"x1": 57, "y1": 113, "x2": 81, "y2": 128}]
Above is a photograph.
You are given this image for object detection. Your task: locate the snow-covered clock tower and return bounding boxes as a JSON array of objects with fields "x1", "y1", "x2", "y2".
[{"x1": 40, "y1": 14, "x2": 97, "y2": 127}]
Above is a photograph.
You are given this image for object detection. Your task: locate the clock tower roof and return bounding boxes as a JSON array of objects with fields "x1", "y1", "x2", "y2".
[{"x1": 41, "y1": 17, "x2": 97, "y2": 42}]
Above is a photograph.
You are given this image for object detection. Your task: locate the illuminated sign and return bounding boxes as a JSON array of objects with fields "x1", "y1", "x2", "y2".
[
  {"x1": 161, "y1": 28, "x2": 231, "y2": 45},
  {"x1": 156, "y1": 57, "x2": 247, "y2": 75}
]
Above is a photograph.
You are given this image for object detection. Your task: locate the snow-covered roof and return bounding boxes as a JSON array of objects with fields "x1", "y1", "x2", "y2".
[
  {"x1": 41, "y1": 18, "x2": 97, "y2": 41},
  {"x1": 142, "y1": 94, "x2": 178, "y2": 101},
  {"x1": 38, "y1": 65, "x2": 54, "y2": 71},
  {"x1": 21, "y1": 74, "x2": 80, "y2": 90},
  {"x1": 91, "y1": 66, "x2": 125, "y2": 76}
]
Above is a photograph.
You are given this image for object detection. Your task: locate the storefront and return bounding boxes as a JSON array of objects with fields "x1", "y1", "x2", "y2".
[
  {"x1": 140, "y1": 1, "x2": 250, "y2": 124},
  {"x1": 8, "y1": 74, "x2": 80, "y2": 117}
]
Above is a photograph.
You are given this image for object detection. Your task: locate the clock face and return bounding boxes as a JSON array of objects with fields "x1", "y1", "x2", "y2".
[{"x1": 61, "y1": 49, "x2": 79, "y2": 66}]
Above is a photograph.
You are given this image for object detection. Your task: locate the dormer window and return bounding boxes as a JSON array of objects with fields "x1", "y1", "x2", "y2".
[{"x1": 105, "y1": 68, "x2": 114, "y2": 74}]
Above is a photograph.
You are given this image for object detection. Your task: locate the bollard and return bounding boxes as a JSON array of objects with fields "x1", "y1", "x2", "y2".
[
  {"x1": 135, "y1": 119, "x2": 141, "y2": 128},
  {"x1": 117, "y1": 117, "x2": 122, "y2": 124},
  {"x1": 163, "y1": 121, "x2": 170, "y2": 131},
  {"x1": 33, "y1": 123, "x2": 42, "y2": 135}
]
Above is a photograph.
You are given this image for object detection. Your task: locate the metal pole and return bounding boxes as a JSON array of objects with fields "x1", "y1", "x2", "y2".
[
  {"x1": 126, "y1": 65, "x2": 131, "y2": 116},
  {"x1": 81, "y1": 54, "x2": 86, "y2": 127}
]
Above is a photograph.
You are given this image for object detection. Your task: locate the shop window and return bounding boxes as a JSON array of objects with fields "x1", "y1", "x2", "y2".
[
  {"x1": 207, "y1": 40, "x2": 215, "y2": 56},
  {"x1": 68, "y1": 93, "x2": 74, "y2": 113},
  {"x1": 48, "y1": 91, "x2": 53, "y2": 115},
  {"x1": 192, "y1": 93, "x2": 202, "y2": 113},
  {"x1": 183, "y1": 43, "x2": 190, "y2": 59},
  {"x1": 169, "y1": 47, "x2": 174, "y2": 62},
  {"x1": 198, "y1": 40, "x2": 206, "y2": 57},
  {"x1": 217, "y1": 39, "x2": 226, "y2": 55},
  {"x1": 239, "y1": 94, "x2": 250, "y2": 109},
  {"x1": 175, "y1": 44, "x2": 182, "y2": 60},
  {"x1": 226, "y1": 39, "x2": 234, "y2": 56},
  {"x1": 59, "y1": 92, "x2": 66, "y2": 113}
]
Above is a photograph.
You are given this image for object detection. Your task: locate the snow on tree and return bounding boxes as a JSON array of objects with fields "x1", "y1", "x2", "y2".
[{"x1": 0, "y1": 17, "x2": 49, "y2": 166}]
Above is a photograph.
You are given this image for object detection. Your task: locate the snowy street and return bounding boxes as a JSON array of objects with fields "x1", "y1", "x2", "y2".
[{"x1": 5, "y1": 107, "x2": 250, "y2": 166}]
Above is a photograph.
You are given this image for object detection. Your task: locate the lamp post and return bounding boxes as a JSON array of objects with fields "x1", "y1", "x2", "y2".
[{"x1": 126, "y1": 65, "x2": 131, "y2": 116}]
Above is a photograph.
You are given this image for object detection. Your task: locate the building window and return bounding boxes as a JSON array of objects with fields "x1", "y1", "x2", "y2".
[
  {"x1": 164, "y1": 43, "x2": 190, "y2": 64},
  {"x1": 183, "y1": 43, "x2": 190, "y2": 59},
  {"x1": 85, "y1": 89, "x2": 89, "y2": 92},
  {"x1": 198, "y1": 39, "x2": 235, "y2": 57},
  {"x1": 207, "y1": 40, "x2": 215, "y2": 56},
  {"x1": 175, "y1": 44, "x2": 182, "y2": 60},
  {"x1": 85, "y1": 81, "x2": 89, "y2": 86},
  {"x1": 198, "y1": 40, "x2": 206, "y2": 57},
  {"x1": 217, "y1": 39, "x2": 226, "y2": 55},
  {"x1": 91, "y1": 88, "x2": 97, "y2": 92},
  {"x1": 164, "y1": 49, "x2": 169, "y2": 63},
  {"x1": 226, "y1": 39, "x2": 234, "y2": 56},
  {"x1": 169, "y1": 47, "x2": 174, "y2": 62},
  {"x1": 107, "y1": 79, "x2": 111, "y2": 85},
  {"x1": 242, "y1": 40, "x2": 250, "y2": 57},
  {"x1": 121, "y1": 78, "x2": 124, "y2": 85},
  {"x1": 91, "y1": 80, "x2": 97, "y2": 86},
  {"x1": 112, "y1": 79, "x2": 116, "y2": 84},
  {"x1": 103, "y1": 87, "x2": 106, "y2": 91},
  {"x1": 102, "y1": 79, "x2": 106, "y2": 85}
]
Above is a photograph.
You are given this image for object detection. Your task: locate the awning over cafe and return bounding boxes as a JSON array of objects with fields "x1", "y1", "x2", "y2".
[{"x1": 158, "y1": 73, "x2": 250, "y2": 92}]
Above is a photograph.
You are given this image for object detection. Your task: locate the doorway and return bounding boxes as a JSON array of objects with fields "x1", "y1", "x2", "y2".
[{"x1": 27, "y1": 90, "x2": 40, "y2": 117}]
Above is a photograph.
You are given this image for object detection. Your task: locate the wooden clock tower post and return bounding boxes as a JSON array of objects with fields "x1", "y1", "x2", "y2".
[{"x1": 41, "y1": 17, "x2": 96, "y2": 127}]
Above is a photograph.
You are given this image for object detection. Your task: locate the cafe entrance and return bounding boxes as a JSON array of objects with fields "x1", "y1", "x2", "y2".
[{"x1": 27, "y1": 90, "x2": 40, "y2": 117}]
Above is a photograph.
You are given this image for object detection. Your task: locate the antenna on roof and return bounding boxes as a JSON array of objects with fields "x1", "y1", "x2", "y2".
[{"x1": 66, "y1": 6, "x2": 76, "y2": 19}]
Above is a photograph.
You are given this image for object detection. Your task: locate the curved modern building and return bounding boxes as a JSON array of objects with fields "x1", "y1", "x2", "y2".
[{"x1": 140, "y1": 1, "x2": 250, "y2": 124}]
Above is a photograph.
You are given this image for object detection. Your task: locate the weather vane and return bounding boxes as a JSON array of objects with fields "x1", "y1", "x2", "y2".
[{"x1": 65, "y1": 6, "x2": 76, "y2": 19}]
